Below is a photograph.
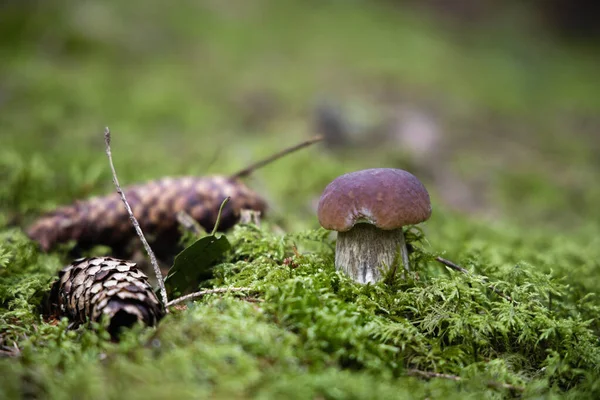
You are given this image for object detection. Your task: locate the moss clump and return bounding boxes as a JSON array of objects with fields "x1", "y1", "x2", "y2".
[{"x1": 2, "y1": 222, "x2": 599, "y2": 399}]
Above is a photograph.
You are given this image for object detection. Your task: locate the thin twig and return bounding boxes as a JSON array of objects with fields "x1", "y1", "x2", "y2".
[
  {"x1": 407, "y1": 369, "x2": 524, "y2": 392},
  {"x1": 486, "y1": 380, "x2": 526, "y2": 392},
  {"x1": 176, "y1": 210, "x2": 205, "y2": 236},
  {"x1": 407, "y1": 369, "x2": 461, "y2": 381},
  {"x1": 0, "y1": 343, "x2": 20, "y2": 358},
  {"x1": 239, "y1": 209, "x2": 262, "y2": 226},
  {"x1": 435, "y1": 256, "x2": 515, "y2": 304},
  {"x1": 211, "y1": 197, "x2": 230, "y2": 236},
  {"x1": 229, "y1": 135, "x2": 323, "y2": 179},
  {"x1": 104, "y1": 127, "x2": 169, "y2": 310},
  {"x1": 242, "y1": 297, "x2": 264, "y2": 303},
  {"x1": 167, "y1": 287, "x2": 254, "y2": 308},
  {"x1": 434, "y1": 256, "x2": 469, "y2": 274},
  {"x1": 0, "y1": 349, "x2": 17, "y2": 358}
]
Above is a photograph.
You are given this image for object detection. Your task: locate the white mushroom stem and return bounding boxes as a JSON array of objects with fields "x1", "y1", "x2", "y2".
[{"x1": 335, "y1": 223, "x2": 409, "y2": 284}]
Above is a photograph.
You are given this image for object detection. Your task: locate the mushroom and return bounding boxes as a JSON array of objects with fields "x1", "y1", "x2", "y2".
[{"x1": 317, "y1": 168, "x2": 431, "y2": 284}]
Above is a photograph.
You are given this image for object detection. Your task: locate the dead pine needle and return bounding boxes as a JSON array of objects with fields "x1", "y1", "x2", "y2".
[
  {"x1": 407, "y1": 369, "x2": 461, "y2": 382},
  {"x1": 0, "y1": 342, "x2": 21, "y2": 358},
  {"x1": 434, "y1": 256, "x2": 516, "y2": 304},
  {"x1": 166, "y1": 287, "x2": 254, "y2": 308},
  {"x1": 103, "y1": 127, "x2": 169, "y2": 310},
  {"x1": 406, "y1": 369, "x2": 524, "y2": 392},
  {"x1": 229, "y1": 135, "x2": 323, "y2": 179}
]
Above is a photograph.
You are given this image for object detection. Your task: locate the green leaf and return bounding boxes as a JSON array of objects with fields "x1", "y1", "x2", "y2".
[
  {"x1": 165, "y1": 196, "x2": 232, "y2": 295},
  {"x1": 165, "y1": 234, "x2": 231, "y2": 294}
]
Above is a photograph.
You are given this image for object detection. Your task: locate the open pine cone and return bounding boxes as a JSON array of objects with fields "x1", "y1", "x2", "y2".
[{"x1": 49, "y1": 257, "x2": 164, "y2": 337}]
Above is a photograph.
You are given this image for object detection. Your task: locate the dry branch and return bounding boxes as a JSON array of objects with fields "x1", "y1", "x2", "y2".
[
  {"x1": 407, "y1": 369, "x2": 524, "y2": 392},
  {"x1": 167, "y1": 287, "x2": 254, "y2": 308},
  {"x1": 230, "y1": 135, "x2": 323, "y2": 179},
  {"x1": 435, "y1": 256, "x2": 516, "y2": 304},
  {"x1": 104, "y1": 127, "x2": 169, "y2": 309}
]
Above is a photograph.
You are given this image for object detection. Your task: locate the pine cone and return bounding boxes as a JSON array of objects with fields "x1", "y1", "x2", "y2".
[
  {"x1": 49, "y1": 257, "x2": 164, "y2": 337},
  {"x1": 27, "y1": 176, "x2": 267, "y2": 256}
]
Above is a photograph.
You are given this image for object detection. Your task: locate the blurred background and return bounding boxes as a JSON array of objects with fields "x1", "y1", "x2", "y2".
[{"x1": 1, "y1": 0, "x2": 599, "y2": 233}]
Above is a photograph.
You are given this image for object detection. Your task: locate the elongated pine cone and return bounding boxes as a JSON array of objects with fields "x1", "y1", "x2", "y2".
[
  {"x1": 27, "y1": 176, "x2": 267, "y2": 256},
  {"x1": 49, "y1": 257, "x2": 164, "y2": 337}
]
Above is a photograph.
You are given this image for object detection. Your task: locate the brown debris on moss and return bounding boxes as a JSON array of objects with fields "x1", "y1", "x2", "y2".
[{"x1": 26, "y1": 176, "x2": 267, "y2": 257}]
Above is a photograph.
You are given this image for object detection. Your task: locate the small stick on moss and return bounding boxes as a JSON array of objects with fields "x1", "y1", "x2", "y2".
[
  {"x1": 239, "y1": 209, "x2": 262, "y2": 226},
  {"x1": 0, "y1": 349, "x2": 17, "y2": 357},
  {"x1": 407, "y1": 369, "x2": 524, "y2": 392},
  {"x1": 434, "y1": 256, "x2": 469, "y2": 274},
  {"x1": 210, "y1": 196, "x2": 230, "y2": 236},
  {"x1": 407, "y1": 369, "x2": 461, "y2": 381},
  {"x1": 104, "y1": 127, "x2": 169, "y2": 310},
  {"x1": 242, "y1": 297, "x2": 264, "y2": 303},
  {"x1": 176, "y1": 210, "x2": 205, "y2": 236},
  {"x1": 435, "y1": 256, "x2": 515, "y2": 304},
  {"x1": 0, "y1": 342, "x2": 21, "y2": 358},
  {"x1": 166, "y1": 287, "x2": 254, "y2": 308},
  {"x1": 229, "y1": 135, "x2": 323, "y2": 179}
]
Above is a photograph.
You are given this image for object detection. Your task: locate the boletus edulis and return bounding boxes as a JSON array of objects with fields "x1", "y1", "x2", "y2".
[{"x1": 317, "y1": 168, "x2": 431, "y2": 284}]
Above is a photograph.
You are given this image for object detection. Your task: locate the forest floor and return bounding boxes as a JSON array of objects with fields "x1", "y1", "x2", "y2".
[{"x1": 1, "y1": 1, "x2": 599, "y2": 398}]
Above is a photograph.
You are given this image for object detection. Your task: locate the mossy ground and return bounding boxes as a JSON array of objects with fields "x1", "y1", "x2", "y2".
[{"x1": 1, "y1": 1, "x2": 600, "y2": 398}]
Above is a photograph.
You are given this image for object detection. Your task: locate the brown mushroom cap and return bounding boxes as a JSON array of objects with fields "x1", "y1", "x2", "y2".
[{"x1": 317, "y1": 168, "x2": 431, "y2": 232}]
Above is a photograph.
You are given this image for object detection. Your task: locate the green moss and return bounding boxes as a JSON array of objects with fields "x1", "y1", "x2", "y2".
[
  {"x1": 2, "y1": 0, "x2": 600, "y2": 398},
  {"x1": 2, "y1": 222, "x2": 599, "y2": 398}
]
